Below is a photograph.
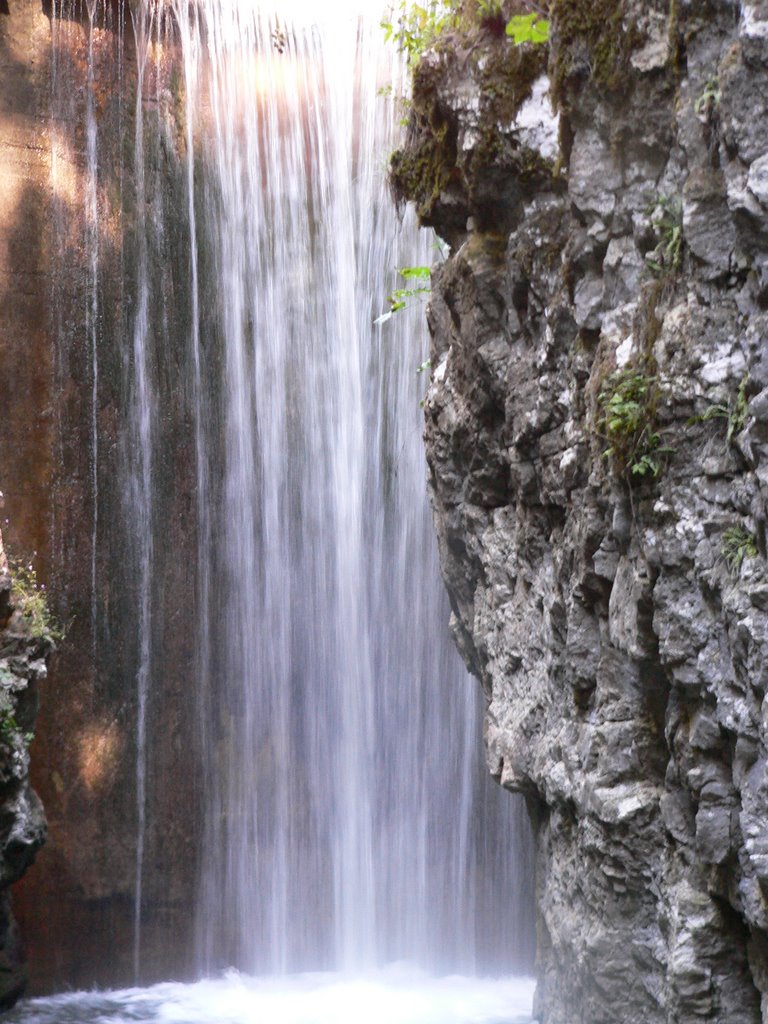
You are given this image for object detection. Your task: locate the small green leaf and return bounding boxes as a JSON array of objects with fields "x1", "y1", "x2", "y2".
[
  {"x1": 505, "y1": 13, "x2": 549, "y2": 45},
  {"x1": 398, "y1": 265, "x2": 431, "y2": 279}
]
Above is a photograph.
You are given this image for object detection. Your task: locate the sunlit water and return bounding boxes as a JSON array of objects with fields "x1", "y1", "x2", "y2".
[{"x1": 4, "y1": 972, "x2": 535, "y2": 1024}]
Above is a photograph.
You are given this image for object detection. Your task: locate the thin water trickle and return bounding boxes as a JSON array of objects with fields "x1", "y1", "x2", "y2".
[
  {"x1": 85, "y1": 7, "x2": 100, "y2": 652},
  {"x1": 128, "y1": 1, "x2": 158, "y2": 979}
]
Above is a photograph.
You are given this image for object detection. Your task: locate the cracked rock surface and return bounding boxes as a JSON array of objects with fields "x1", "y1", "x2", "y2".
[
  {"x1": 0, "y1": 529, "x2": 47, "y2": 1009},
  {"x1": 394, "y1": 1, "x2": 768, "y2": 1021}
]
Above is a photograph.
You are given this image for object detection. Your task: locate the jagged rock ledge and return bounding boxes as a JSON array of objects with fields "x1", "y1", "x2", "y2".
[
  {"x1": 393, "y1": 1, "x2": 768, "y2": 1021},
  {"x1": 0, "y1": 526, "x2": 47, "y2": 1009}
]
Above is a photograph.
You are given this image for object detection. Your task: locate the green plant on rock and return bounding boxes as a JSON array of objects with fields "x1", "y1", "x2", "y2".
[
  {"x1": 381, "y1": 0, "x2": 460, "y2": 65},
  {"x1": 646, "y1": 195, "x2": 684, "y2": 276},
  {"x1": 597, "y1": 368, "x2": 674, "y2": 481},
  {"x1": 694, "y1": 76, "x2": 721, "y2": 120},
  {"x1": 505, "y1": 12, "x2": 550, "y2": 44},
  {"x1": 722, "y1": 525, "x2": 758, "y2": 574},
  {"x1": 0, "y1": 686, "x2": 29, "y2": 750},
  {"x1": 0, "y1": 710, "x2": 21, "y2": 747},
  {"x1": 381, "y1": 0, "x2": 549, "y2": 64},
  {"x1": 9, "y1": 557, "x2": 64, "y2": 643},
  {"x1": 699, "y1": 373, "x2": 749, "y2": 450}
]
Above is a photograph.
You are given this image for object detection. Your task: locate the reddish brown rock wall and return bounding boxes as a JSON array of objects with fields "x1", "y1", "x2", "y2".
[{"x1": 1, "y1": 0, "x2": 200, "y2": 993}]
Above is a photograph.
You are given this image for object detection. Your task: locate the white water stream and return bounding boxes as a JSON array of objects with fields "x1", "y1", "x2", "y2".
[{"x1": 183, "y1": 1, "x2": 533, "y2": 976}]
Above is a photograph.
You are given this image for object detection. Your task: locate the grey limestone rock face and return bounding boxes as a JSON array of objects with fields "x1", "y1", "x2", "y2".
[
  {"x1": 394, "y1": 1, "x2": 768, "y2": 1021},
  {"x1": 0, "y1": 529, "x2": 47, "y2": 1008}
]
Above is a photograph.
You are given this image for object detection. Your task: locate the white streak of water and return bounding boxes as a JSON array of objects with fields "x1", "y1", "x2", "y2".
[
  {"x1": 128, "y1": 0, "x2": 158, "y2": 980},
  {"x1": 85, "y1": 4, "x2": 100, "y2": 652}
]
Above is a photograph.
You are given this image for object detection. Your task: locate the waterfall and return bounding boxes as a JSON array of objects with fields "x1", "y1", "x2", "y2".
[
  {"x1": 46, "y1": 0, "x2": 534, "y2": 985},
  {"x1": 183, "y1": 1, "x2": 533, "y2": 976}
]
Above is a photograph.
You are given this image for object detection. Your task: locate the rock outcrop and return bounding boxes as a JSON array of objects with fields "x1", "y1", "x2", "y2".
[
  {"x1": 0, "y1": 526, "x2": 47, "y2": 1008},
  {"x1": 393, "y1": 1, "x2": 768, "y2": 1020}
]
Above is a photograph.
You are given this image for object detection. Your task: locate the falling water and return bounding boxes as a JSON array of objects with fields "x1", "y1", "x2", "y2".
[
  {"x1": 85, "y1": 1, "x2": 100, "y2": 648},
  {"x1": 45, "y1": 0, "x2": 535, "y2": 993},
  {"x1": 172, "y1": 0, "x2": 213, "y2": 848},
  {"x1": 128, "y1": 1, "x2": 158, "y2": 978},
  {"x1": 179, "y1": 0, "x2": 534, "y2": 977}
]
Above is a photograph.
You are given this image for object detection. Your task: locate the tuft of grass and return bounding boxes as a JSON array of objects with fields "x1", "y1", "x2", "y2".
[
  {"x1": 698, "y1": 374, "x2": 749, "y2": 450},
  {"x1": 646, "y1": 196, "x2": 684, "y2": 276},
  {"x1": 722, "y1": 526, "x2": 758, "y2": 575},
  {"x1": 9, "y1": 558, "x2": 64, "y2": 643}
]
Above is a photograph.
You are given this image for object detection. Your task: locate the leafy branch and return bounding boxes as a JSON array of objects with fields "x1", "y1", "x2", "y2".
[
  {"x1": 505, "y1": 12, "x2": 550, "y2": 44},
  {"x1": 381, "y1": 0, "x2": 549, "y2": 64},
  {"x1": 375, "y1": 265, "x2": 431, "y2": 324}
]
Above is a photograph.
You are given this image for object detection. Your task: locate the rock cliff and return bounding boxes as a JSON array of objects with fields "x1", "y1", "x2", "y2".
[
  {"x1": 393, "y1": 1, "x2": 768, "y2": 1020},
  {"x1": 1, "y1": 1, "x2": 203, "y2": 989},
  {"x1": 0, "y1": 526, "x2": 47, "y2": 1008}
]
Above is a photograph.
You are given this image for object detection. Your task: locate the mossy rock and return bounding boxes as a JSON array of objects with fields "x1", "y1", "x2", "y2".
[
  {"x1": 390, "y1": 22, "x2": 551, "y2": 237},
  {"x1": 549, "y1": 0, "x2": 644, "y2": 105},
  {"x1": 389, "y1": 109, "x2": 456, "y2": 223},
  {"x1": 474, "y1": 32, "x2": 546, "y2": 125}
]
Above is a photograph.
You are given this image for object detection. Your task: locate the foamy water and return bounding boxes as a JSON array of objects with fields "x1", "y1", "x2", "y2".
[{"x1": 5, "y1": 971, "x2": 535, "y2": 1024}]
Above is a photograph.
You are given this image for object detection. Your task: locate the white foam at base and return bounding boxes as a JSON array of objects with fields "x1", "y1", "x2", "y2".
[{"x1": 7, "y1": 970, "x2": 535, "y2": 1024}]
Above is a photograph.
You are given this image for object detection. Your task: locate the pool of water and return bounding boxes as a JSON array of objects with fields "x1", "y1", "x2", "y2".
[{"x1": 4, "y1": 969, "x2": 535, "y2": 1024}]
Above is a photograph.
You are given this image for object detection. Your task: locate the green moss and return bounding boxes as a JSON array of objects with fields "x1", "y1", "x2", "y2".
[
  {"x1": 389, "y1": 110, "x2": 455, "y2": 221},
  {"x1": 476, "y1": 38, "x2": 546, "y2": 124},
  {"x1": 550, "y1": 0, "x2": 643, "y2": 105},
  {"x1": 390, "y1": 17, "x2": 550, "y2": 220},
  {"x1": 516, "y1": 143, "x2": 556, "y2": 185}
]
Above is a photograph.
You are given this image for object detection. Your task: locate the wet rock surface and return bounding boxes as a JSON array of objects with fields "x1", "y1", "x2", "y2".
[
  {"x1": 0, "y1": 530, "x2": 47, "y2": 1009},
  {"x1": 1, "y1": 0, "x2": 202, "y2": 991},
  {"x1": 394, "y1": 1, "x2": 768, "y2": 1021}
]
